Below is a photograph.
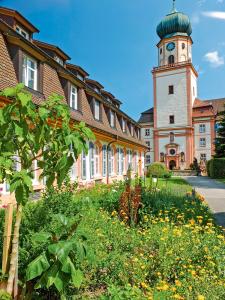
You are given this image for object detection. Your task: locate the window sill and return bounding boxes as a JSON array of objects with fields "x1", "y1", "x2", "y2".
[
  {"x1": 94, "y1": 118, "x2": 103, "y2": 123},
  {"x1": 70, "y1": 108, "x2": 83, "y2": 115},
  {"x1": 24, "y1": 86, "x2": 44, "y2": 98}
]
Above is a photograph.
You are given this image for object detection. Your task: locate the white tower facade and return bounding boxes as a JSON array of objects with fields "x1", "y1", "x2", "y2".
[{"x1": 153, "y1": 4, "x2": 198, "y2": 170}]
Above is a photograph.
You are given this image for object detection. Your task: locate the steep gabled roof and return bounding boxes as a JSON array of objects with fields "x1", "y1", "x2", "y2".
[{"x1": 138, "y1": 107, "x2": 154, "y2": 123}]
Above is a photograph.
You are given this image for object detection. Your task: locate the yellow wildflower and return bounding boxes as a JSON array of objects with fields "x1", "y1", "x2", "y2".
[
  {"x1": 197, "y1": 295, "x2": 205, "y2": 300},
  {"x1": 175, "y1": 280, "x2": 182, "y2": 287}
]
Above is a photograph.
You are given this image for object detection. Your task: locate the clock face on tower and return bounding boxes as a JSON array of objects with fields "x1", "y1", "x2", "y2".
[{"x1": 166, "y1": 42, "x2": 175, "y2": 51}]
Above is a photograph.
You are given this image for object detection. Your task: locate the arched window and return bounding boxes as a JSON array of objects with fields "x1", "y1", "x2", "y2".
[
  {"x1": 127, "y1": 149, "x2": 132, "y2": 170},
  {"x1": 108, "y1": 147, "x2": 114, "y2": 175},
  {"x1": 81, "y1": 150, "x2": 87, "y2": 179},
  {"x1": 102, "y1": 145, "x2": 107, "y2": 177},
  {"x1": 89, "y1": 142, "x2": 95, "y2": 179},
  {"x1": 95, "y1": 145, "x2": 99, "y2": 175},
  {"x1": 182, "y1": 43, "x2": 185, "y2": 50},
  {"x1": 168, "y1": 55, "x2": 174, "y2": 65}
]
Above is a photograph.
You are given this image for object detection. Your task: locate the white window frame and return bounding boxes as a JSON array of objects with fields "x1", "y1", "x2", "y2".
[
  {"x1": 95, "y1": 145, "x2": 100, "y2": 176},
  {"x1": 70, "y1": 85, "x2": 78, "y2": 110},
  {"x1": 55, "y1": 55, "x2": 64, "y2": 66},
  {"x1": 81, "y1": 150, "x2": 87, "y2": 179},
  {"x1": 199, "y1": 124, "x2": 206, "y2": 133},
  {"x1": 199, "y1": 138, "x2": 206, "y2": 147},
  {"x1": 22, "y1": 55, "x2": 38, "y2": 90},
  {"x1": 145, "y1": 129, "x2": 150, "y2": 136},
  {"x1": 110, "y1": 110, "x2": 115, "y2": 128},
  {"x1": 94, "y1": 100, "x2": 100, "y2": 120},
  {"x1": 130, "y1": 124, "x2": 134, "y2": 136},
  {"x1": 102, "y1": 145, "x2": 107, "y2": 177},
  {"x1": 122, "y1": 118, "x2": 126, "y2": 133},
  {"x1": 16, "y1": 25, "x2": 29, "y2": 39},
  {"x1": 89, "y1": 143, "x2": 95, "y2": 179},
  {"x1": 127, "y1": 149, "x2": 132, "y2": 170}
]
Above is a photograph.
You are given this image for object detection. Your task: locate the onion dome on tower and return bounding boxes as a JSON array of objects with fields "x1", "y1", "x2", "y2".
[{"x1": 156, "y1": 0, "x2": 192, "y2": 39}]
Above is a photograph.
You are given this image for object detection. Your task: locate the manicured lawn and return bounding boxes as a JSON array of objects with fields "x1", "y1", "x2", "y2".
[
  {"x1": 0, "y1": 179, "x2": 224, "y2": 299},
  {"x1": 145, "y1": 177, "x2": 192, "y2": 194}
]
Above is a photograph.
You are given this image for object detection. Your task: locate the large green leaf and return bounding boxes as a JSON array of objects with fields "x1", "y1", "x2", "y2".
[
  {"x1": 26, "y1": 253, "x2": 50, "y2": 281},
  {"x1": 17, "y1": 92, "x2": 31, "y2": 106},
  {"x1": 48, "y1": 241, "x2": 74, "y2": 264},
  {"x1": 61, "y1": 257, "x2": 75, "y2": 274},
  {"x1": 46, "y1": 263, "x2": 59, "y2": 288},
  {"x1": 31, "y1": 232, "x2": 51, "y2": 244},
  {"x1": 71, "y1": 269, "x2": 83, "y2": 288}
]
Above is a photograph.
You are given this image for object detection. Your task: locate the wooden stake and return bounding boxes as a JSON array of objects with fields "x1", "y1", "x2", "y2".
[{"x1": 2, "y1": 202, "x2": 13, "y2": 275}]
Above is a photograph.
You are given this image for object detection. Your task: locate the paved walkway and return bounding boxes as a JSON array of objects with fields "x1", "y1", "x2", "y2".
[{"x1": 185, "y1": 176, "x2": 225, "y2": 227}]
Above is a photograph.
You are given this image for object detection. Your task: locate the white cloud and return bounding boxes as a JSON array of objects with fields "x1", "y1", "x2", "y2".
[
  {"x1": 202, "y1": 11, "x2": 225, "y2": 20},
  {"x1": 217, "y1": 0, "x2": 224, "y2": 3},
  {"x1": 204, "y1": 51, "x2": 224, "y2": 67}
]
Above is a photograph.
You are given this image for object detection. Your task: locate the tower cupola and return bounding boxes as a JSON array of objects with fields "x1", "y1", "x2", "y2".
[{"x1": 156, "y1": 1, "x2": 192, "y2": 40}]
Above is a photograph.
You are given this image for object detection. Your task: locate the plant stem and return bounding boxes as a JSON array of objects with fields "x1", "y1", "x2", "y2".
[
  {"x1": 6, "y1": 204, "x2": 23, "y2": 296},
  {"x1": 2, "y1": 202, "x2": 13, "y2": 275}
]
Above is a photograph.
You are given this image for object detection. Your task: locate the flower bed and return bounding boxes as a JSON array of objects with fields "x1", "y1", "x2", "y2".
[{"x1": 0, "y1": 179, "x2": 224, "y2": 299}]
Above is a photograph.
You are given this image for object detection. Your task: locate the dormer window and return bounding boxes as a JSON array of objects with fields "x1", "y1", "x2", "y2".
[
  {"x1": 110, "y1": 110, "x2": 115, "y2": 128},
  {"x1": 130, "y1": 124, "x2": 134, "y2": 136},
  {"x1": 77, "y1": 74, "x2": 84, "y2": 81},
  {"x1": 55, "y1": 55, "x2": 64, "y2": 66},
  {"x1": 122, "y1": 118, "x2": 126, "y2": 133},
  {"x1": 16, "y1": 25, "x2": 29, "y2": 40},
  {"x1": 70, "y1": 85, "x2": 78, "y2": 110},
  {"x1": 94, "y1": 87, "x2": 100, "y2": 93},
  {"x1": 22, "y1": 55, "x2": 38, "y2": 90},
  {"x1": 94, "y1": 100, "x2": 100, "y2": 121}
]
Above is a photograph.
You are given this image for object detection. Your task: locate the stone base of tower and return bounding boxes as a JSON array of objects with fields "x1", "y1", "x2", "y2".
[{"x1": 153, "y1": 127, "x2": 194, "y2": 171}]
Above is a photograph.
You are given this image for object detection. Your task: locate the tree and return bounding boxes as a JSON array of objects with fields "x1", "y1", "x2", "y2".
[
  {"x1": 215, "y1": 104, "x2": 225, "y2": 158},
  {"x1": 0, "y1": 84, "x2": 94, "y2": 297}
]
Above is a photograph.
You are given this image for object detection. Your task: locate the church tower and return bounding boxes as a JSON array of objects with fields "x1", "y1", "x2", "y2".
[{"x1": 153, "y1": 1, "x2": 198, "y2": 170}]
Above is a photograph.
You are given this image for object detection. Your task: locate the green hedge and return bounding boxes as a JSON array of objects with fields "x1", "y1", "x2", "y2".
[{"x1": 207, "y1": 158, "x2": 225, "y2": 178}]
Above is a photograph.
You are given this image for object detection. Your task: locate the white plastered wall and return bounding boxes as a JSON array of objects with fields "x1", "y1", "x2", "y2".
[
  {"x1": 156, "y1": 68, "x2": 188, "y2": 128},
  {"x1": 194, "y1": 122, "x2": 212, "y2": 161}
]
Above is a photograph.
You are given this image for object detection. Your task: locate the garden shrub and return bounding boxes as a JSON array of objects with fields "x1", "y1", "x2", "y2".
[
  {"x1": 206, "y1": 159, "x2": 212, "y2": 177},
  {"x1": 207, "y1": 158, "x2": 225, "y2": 178},
  {"x1": 146, "y1": 162, "x2": 169, "y2": 178}
]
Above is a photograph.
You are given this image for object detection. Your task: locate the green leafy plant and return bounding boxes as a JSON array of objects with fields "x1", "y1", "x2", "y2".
[
  {"x1": 0, "y1": 290, "x2": 12, "y2": 300},
  {"x1": 0, "y1": 84, "x2": 94, "y2": 296},
  {"x1": 26, "y1": 214, "x2": 86, "y2": 299}
]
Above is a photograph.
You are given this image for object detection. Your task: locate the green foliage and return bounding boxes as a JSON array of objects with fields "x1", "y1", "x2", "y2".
[
  {"x1": 0, "y1": 290, "x2": 12, "y2": 300},
  {"x1": 26, "y1": 214, "x2": 86, "y2": 297},
  {"x1": 215, "y1": 104, "x2": 225, "y2": 158},
  {"x1": 207, "y1": 158, "x2": 225, "y2": 178},
  {"x1": 2, "y1": 179, "x2": 222, "y2": 299},
  {"x1": 146, "y1": 162, "x2": 169, "y2": 178},
  {"x1": 0, "y1": 84, "x2": 94, "y2": 205}
]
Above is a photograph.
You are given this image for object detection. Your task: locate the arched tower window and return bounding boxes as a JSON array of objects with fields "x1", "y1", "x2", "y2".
[{"x1": 168, "y1": 55, "x2": 174, "y2": 65}]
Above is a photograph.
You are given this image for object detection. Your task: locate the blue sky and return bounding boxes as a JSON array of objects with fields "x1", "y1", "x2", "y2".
[{"x1": 2, "y1": 0, "x2": 225, "y2": 120}]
